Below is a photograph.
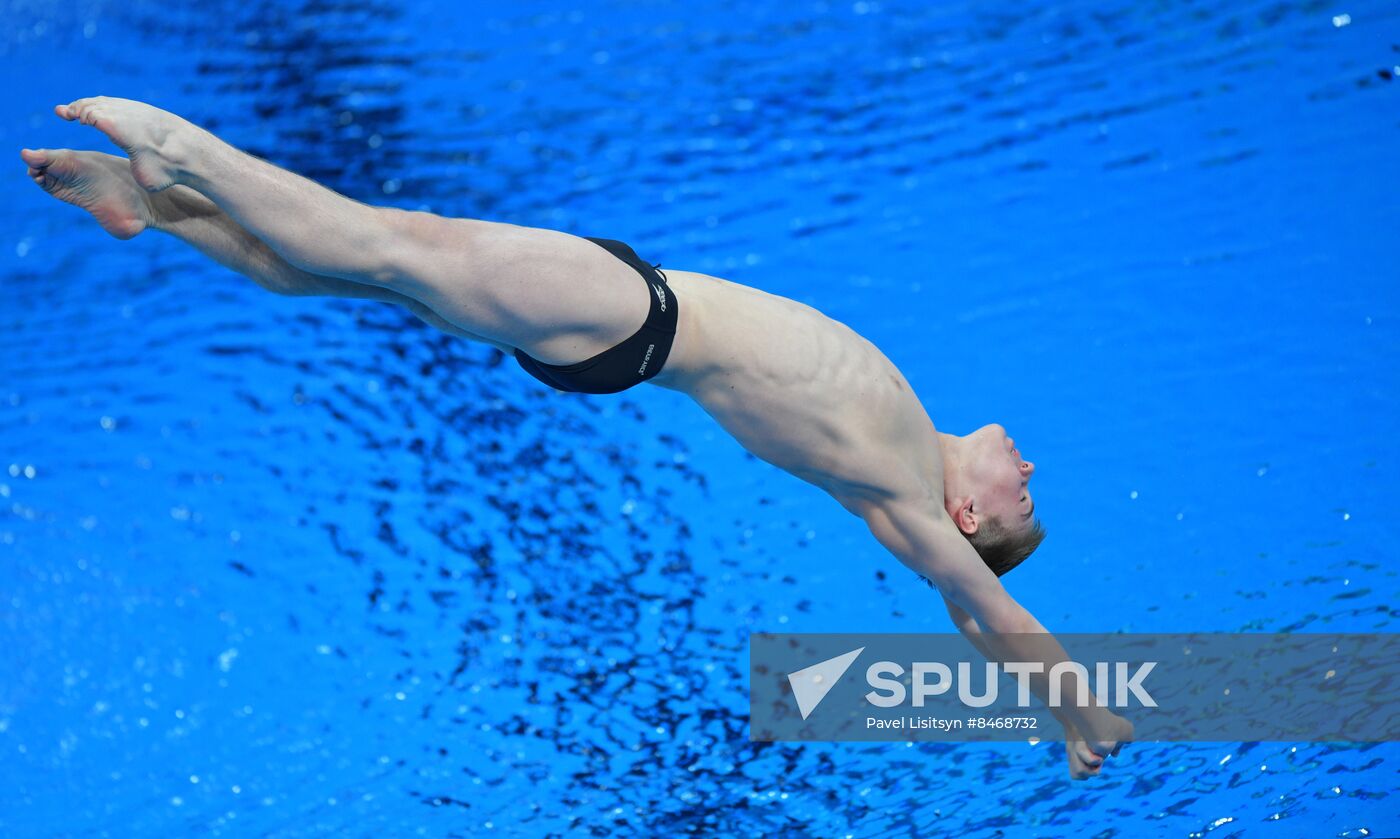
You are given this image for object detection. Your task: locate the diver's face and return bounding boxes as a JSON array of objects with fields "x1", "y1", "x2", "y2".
[{"x1": 966, "y1": 423, "x2": 1036, "y2": 528}]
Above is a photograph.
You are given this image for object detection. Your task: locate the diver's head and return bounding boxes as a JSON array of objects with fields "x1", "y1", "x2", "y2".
[{"x1": 941, "y1": 423, "x2": 1046, "y2": 576}]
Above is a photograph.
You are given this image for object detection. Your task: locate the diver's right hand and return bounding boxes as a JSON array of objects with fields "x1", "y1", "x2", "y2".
[{"x1": 1064, "y1": 713, "x2": 1132, "y2": 781}]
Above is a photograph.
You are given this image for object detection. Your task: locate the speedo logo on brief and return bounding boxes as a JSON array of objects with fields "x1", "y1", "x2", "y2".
[
  {"x1": 651, "y1": 283, "x2": 667, "y2": 312},
  {"x1": 638, "y1": 343, "x2": 655, "y2": 375}
]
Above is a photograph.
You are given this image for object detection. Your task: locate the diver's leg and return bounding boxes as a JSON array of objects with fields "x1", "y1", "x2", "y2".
[
  {"x1": 20, "y1": 147, "x2": 496, "y2": 344},
  {"x1": 54, "y1": 96, "x2": 649, "y2": 365}
]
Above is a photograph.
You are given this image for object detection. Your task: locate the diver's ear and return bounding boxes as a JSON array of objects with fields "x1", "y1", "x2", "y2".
[{"x1": 951, "y1": 497, "x2": 978, "y2": 537}]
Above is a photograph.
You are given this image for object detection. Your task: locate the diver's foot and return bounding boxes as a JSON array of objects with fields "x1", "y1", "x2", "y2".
[
  {"x1": 55, "y1": 96, "x2": 194, "y2": 192},
  {"x1": 21, "y1": 148, "x2": 156, "y2": 240}
]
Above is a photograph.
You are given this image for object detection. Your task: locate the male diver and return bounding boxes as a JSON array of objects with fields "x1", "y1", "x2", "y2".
[{"x1": 21, "y1": 96, "x2": 1131, "y2": 779}]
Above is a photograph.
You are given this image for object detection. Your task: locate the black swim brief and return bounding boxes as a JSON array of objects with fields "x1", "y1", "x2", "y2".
[{"x1": 513, "y1": 236, "x2": 678, "y2": 395}]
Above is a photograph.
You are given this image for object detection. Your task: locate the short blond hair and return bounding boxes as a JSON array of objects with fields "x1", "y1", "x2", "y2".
[{"x1": 967, "y1": 515, "x2": 1046, "y2": 577}]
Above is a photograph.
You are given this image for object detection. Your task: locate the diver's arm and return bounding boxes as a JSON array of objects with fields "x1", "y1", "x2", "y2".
[
  {"x1": 942, "y1": 594, "x2": 993, "y2": 657},
  {"x1": 861, "y1": 496, "x2": 1132, "y2": 760},
  {"x1": 942, "y1": 593, "x2": 1109, "y2": 779}
]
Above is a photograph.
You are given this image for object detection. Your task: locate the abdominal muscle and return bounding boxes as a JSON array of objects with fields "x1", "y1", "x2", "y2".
[{"x1": 649, "y1": 269, "x2": 941, "y2": 507}]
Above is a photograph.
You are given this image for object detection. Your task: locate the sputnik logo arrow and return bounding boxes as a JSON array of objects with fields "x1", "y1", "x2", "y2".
[{"x1": 787, "y1": 647, "x2": 865, "y2": 720}]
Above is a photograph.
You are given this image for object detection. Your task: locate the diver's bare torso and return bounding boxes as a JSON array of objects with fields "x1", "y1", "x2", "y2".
[
  {"x1": 642, "y1": 268, "x2": 942, "y2": 510},
  {"x1": 457, "y1": 257, "x2": 940, "y2": 510}
]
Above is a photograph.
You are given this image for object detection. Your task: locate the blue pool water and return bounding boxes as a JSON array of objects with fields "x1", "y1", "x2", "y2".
[{"x1": 2, "y1": 0, "x2": 1397, "y2": 836}]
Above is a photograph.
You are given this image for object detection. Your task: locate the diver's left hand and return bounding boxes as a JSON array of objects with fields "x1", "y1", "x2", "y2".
[
  {"x1": 1065, "y1": 732, "x2": 1100, "y2": 780},
  {"x1": 1063, "y1": 719, "x2": 1127, "y2": 780}
]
